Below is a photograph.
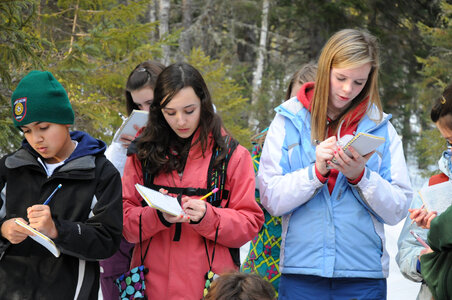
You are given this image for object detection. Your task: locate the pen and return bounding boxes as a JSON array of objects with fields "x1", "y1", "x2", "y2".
[
  {"x1": 417, "y1": 191, "x2": 429, "y2": 212},
  {"x1": 410, "y1": 230, "x2": 429, "y2": 248},
  {"x1": 200, "y1": 188, "x2": 219, "y2": 200},
  {"x1": 118, "y1": 112, "x2": 127, "y2": 121},
  {"x1": 43, "y1": 184, "x2": 62, "y2": 205}
]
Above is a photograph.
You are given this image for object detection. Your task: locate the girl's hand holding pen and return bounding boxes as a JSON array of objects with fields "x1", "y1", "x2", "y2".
[
  {"x1": 315, "y1": 136, "x2": 337, "y2": 176},
  {"x1": 420, "y1": 246, "x2": 433, "y2": 256},
  {"x1": 182, "y1": 196, "x2": 206, "y2": 223},
  {"x1": 409, "y1": 207, "x2": 437, "y2": 229},
  {"x1": 27, "y1": 205, "x2": 58, "y2": 239}
]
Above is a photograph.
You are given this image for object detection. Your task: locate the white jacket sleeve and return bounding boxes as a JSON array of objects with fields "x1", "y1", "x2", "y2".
[
  {"x1": 257, "y1": 113, "x2": 324, "y2": 216},
  {"x1": 396, "y1": 193, "x2": 429, "y2": 282},
  {"x1": 350, "y1": 123, "x2": 413, "y2": 225},
  {"x1": 105, "y1": 140, "x2": 128, "y2": 177}
]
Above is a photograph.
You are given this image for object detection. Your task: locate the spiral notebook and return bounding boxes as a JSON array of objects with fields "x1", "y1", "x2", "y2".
[
  {"x1": 113, "y1": 110, "x2": 148, "y2": 143},
  {"x1": 14, "y1": 219, "x2": 60, "y2": 257},
  {"x1": 331, "y1": 132, "x2": 385, "y2": 164}
]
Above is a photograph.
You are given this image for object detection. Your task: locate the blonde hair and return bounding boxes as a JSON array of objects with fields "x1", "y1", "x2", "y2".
[{"x1": 311, "y1": 29, "x2": 382, "y2": 141}]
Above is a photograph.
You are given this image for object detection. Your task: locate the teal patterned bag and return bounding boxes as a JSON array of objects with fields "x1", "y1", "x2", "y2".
[
  {"x1": 116, "y1": 265, "x2": 148, "y2": 299},
  {"x1": 115, "y1": 214, "x2": 150, "y2": 300}
]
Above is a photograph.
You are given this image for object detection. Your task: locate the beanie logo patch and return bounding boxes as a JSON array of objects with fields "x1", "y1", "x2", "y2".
[{"x1": 13, "y1": 97, "x2": 27, "y2": 122}]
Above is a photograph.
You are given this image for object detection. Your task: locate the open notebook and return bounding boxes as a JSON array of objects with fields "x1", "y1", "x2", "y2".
[
  {"x1": 135, "y1": 184, "x2": 186, "y2": 217},
  {"x1": 15, "y1": 219, "x2": 60, "y2": 257},
  {"x1": 113, "y1": 110, "x2": 148, "y2": 143},
  {"x1": 418, "y1": 180, "x2": 452, "y2": 215}
]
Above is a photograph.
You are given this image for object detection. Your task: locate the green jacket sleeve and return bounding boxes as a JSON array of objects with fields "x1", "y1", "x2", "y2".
[
  {"x1": 427, "y1": 204, "x2": 452, "y2": 251},
  {"x1": 420, "y1": 205, "x2": 452, "y2": 300}
]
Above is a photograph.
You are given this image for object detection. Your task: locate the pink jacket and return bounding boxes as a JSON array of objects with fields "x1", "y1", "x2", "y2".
[{"x1": 122, "y1": 133, "x2": 264, "y2": 300}]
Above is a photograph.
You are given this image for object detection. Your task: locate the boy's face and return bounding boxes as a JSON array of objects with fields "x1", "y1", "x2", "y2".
[{"x1": 20, "y1": 122, "x2": 73, "y2": 163}]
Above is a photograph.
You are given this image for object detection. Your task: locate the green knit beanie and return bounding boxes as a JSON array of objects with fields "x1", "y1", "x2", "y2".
[{"x1": 11, "y1": 70, "x2": 74, "y2": 127}]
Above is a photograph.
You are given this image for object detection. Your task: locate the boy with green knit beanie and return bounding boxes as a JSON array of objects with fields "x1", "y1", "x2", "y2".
[{"x1": 0, "y1": 70, "x2": 122, "y2": 299}]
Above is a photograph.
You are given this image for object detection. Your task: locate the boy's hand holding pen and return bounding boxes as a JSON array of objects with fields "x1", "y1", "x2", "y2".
[
  {"x1": 26, "y1": 184, "x2": 62, "y2": 239},
  {"x1": 0, "y1": 218, "x2": 29, "y2": 244}
]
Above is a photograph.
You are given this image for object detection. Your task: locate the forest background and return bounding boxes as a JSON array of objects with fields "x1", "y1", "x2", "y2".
[{"x1": 1, "y1": 0, "x2": 452, "y2": 175}]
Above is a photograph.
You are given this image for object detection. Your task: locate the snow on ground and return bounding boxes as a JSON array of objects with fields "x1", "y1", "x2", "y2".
[{"x1": 385, "y1": 221, "x2": 421, "y2": 300}]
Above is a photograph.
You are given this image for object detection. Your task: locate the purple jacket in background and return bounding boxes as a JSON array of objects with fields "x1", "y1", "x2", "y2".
[{"x1": 100, "y1": 237, "x2": 134, "y2": 300}]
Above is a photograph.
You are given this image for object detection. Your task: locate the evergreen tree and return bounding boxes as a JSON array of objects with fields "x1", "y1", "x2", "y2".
[
  {"x1": 0, "y1": 0, "x2": 44, "y2": 154},
  {"x1": 27, "y1": 0, "x2": 170, "y2": 144},
  {"x1": 415, "y1": 0, "x2": 452, "y2": 174},
  {"x1": 187, "y1": 48, "x2": 251, "y2": 148}
]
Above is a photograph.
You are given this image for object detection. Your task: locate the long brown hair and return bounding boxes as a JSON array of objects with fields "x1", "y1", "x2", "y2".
[
  {"x1": 136, "y1": 62, "x2": 228, "y2": 176},
  {"x1": 285, "y1": 62, "x2": 317, "y2": 100},
  {"x1": 311, "y1": 29, "x2": 382, "y2": 141},
  {"x1": 125, "y1": 60, "x2": 165, "y2": 115}
]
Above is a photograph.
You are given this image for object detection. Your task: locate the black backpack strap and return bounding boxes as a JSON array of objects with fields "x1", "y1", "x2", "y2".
[
  {"x1": 141, "y1": 159, "x2": 153, "y2": 207},
  {"x1": 206, "y1": 136, "x2": 240, "y2": 267},
  {"x1": 205, "y1": 136, "x2": 238, "y2": 207}
]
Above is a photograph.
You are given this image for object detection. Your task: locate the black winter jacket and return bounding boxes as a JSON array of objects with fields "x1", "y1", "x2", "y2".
[{"x1": 0, "y1": 131, "x2": 122, "y2": 300}]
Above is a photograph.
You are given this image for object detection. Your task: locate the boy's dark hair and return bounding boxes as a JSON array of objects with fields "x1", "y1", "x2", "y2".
[
  {"x1": 125, "y1": 60, "x2": 165, "y2": 115},
  {"x1": 431, "y1": 82, "x2": 452, "y2": 130},
  {"x1": 136, "y1": 62, "x2": 228, "y2": 176},
  {"x1": 204, "y1": 271, "x2": 275, "y2": 300}
]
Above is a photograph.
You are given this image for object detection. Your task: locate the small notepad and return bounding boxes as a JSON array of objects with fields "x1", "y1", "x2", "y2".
[
  {"x1": 340, "y1": 132, "x2": 385, "y2": 157},
  {"x1": 15, "y1": 219, "x2": 60, "y2": 257},
  {"x1": 331, "y1": 132, "x2": 385, "y2": 164},
  {"x1": 113, "y1": 110, "x2": 148, "y2": 143},
  {"x1": 135, "y1": 184, "x2": 186, "y2": 217}
]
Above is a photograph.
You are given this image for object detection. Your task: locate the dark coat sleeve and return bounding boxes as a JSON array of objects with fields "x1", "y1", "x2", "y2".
[
  {"x1": 0, "y1": 155, "x2": 11, "y2": 258},
  {"x1": 420, "y1": 205, "x2": 452, "y2": 300},
  {"x1": 53, "y1": 157, "x2": 123, "y2": 261}
]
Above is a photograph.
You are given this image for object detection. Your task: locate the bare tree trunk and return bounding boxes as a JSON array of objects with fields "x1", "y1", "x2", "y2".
[
  {"x1": 179, "y1": 0, "x2": 192, "y2": 57},
  {"x1": 67, "y1": 0, "x2": 80, "y2": 56},
  {"x1": 249, "y1": 0, "x2": 269, "y2": 130},
  {"x1": 149, "y1": 0, "x2": 158, "y2": 42},
  {"x1": 159, "y1": 0, "x2": 170, "y2": 65}
]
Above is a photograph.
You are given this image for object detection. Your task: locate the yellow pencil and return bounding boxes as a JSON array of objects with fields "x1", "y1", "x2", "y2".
[
  {"x1": 200, "y1": 188, "x2": 219, "y2": 200},
  {"x1": 417, "y1": 191, "x2": 429, "y2": 212},
  {"x1": 411, "y1": 193, "x2": 428, "y2": 225}
]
